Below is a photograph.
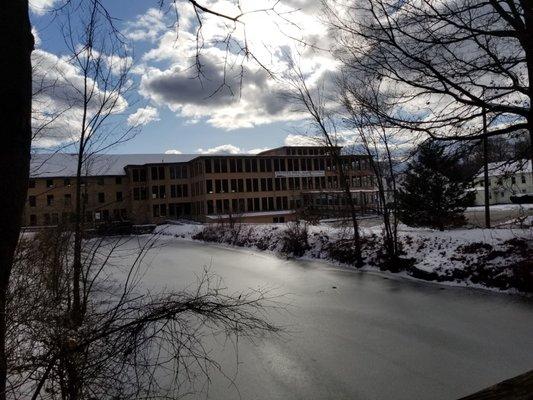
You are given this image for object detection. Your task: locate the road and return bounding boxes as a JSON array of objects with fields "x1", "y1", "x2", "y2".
[{"x1": 137, "y1": 239, "x2": 533, "y2": 400}]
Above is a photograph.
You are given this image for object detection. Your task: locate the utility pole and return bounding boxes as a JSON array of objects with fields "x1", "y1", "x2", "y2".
[{"x1": 482, "y1": 107, "x2": 491, "y2": 229}]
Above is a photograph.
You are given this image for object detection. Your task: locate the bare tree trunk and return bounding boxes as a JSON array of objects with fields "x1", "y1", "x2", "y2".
[
  {"x1": 333, "y1": 155, "x2": 363, "y2": 267},
  {"x1": 0, "y1": 2, "x2": 33, "y2": 398}
]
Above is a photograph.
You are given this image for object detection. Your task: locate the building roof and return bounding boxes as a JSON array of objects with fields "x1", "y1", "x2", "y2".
[
  {"x1": 30, "y1": 153, "x2": 198, "y2": 178},
  {"x1": 476, "y1": 159, "x2": 532, "y2": 178}
]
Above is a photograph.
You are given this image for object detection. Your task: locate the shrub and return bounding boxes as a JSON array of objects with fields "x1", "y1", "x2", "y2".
[{"x1": 280, "y1": 221, "x2": 310, "y2": 257}]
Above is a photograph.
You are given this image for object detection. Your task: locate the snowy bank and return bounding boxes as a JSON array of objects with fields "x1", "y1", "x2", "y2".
[{"x1": 154, "y1": 222, "x2": 533, "y2": 293}]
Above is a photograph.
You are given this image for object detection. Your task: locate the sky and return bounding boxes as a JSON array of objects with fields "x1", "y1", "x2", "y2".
[{"x1": 30, "y1": 0, "x2": 336, "y2": 155}]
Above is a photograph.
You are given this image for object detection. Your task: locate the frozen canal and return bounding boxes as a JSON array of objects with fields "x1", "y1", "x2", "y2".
[{"x1": 137, "y1": 238, "x2": 533, "y2": 400}]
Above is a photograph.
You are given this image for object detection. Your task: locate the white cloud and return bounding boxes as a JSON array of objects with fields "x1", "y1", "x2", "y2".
[
  {"x1": 247, "y1": 147, "x2": 270, "y2": 154},
  {"x1": 31, "y1": 49, "x2": 129, "y2": 148},
  {"x1": 284, "y1": 134, "x2": 321, "y2": 146},
  {"x1": 197, "y1": 144, "x2": 242, "y2": 155},
  {"x1": 123, "y1": 8, "x2": 171, "y2": 42},
  {"x1": 134, "y1": 1, "x2": 337, "y2": 130},
  {"x1": 197, "y1": 144, "x2": 269, "y2": 155},
  {"x1": 29, "y1": 0, "x2": 58, "y2": 15},
  {"x1": 32, "y1": 27, "x2": 41, "y2": 47},
  {"x1": 164, "y1": 149, "x2": 182, "y2": 154},
  {"x1": 127, "y1": 106, "x2": 160, "y2": 127}
]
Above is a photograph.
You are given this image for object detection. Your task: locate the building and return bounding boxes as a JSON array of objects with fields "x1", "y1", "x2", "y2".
[
  {"x1": 473, "y1": 160, "x2": 533, "y2": 205},
  {"x1": 23, "y1": 146, "x2": 379, "y2": 226}
]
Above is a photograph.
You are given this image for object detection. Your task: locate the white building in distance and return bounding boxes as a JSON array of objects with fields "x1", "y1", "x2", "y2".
[{"x1": 473, "y1": 160, "x2": 532, "y2": 205}]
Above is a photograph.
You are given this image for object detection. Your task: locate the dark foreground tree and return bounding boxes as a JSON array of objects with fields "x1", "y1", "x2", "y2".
[{"x1": 397, "y1": 141, "x2": 475, "y2": 230}]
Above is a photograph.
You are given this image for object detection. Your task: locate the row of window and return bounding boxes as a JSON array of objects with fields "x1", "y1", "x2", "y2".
[
  {"x1": 27, "y1": 208, "x2": 128, "y2": 226},
  {"x1": 205, "y1": 196, "x2": 293, "y2": 215},
  {"x1": 28, "y1": 192, "x2": 124, "y2": 207},
  {"x1": 29, "y1": 177, "x2": 123, "y2": 189},
  {"x1": 150, "y1": 184, "x2": 189, "y2": 199},
  {"x1": 131, "y1": 165, "x2": 189, "y2": 182},
  {"x1": 477, "y1": 174, "x2": 528, "y2": 187},
  {"x1": 203, "y1": 176, "x2": 374, "y2": 194},
  {"x1": 152, "y1": 203, "x2": 192, "y2": 218},
  {"x1": 202, "y1": 157, "x2": 369, "y2": 174}
]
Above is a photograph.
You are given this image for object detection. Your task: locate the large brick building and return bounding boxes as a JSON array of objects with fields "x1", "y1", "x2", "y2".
[{"x1": 23, "y1": 146, "x2": 378, "y2": 226}]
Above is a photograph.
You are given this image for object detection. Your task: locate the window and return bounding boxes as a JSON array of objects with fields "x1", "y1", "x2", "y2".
[
  {"x1": 51, "y1": 213, "x2": 59, "y2": 224},
  {"x1": 97, "y1": 177, "x2": 105, "y2": 185},
  {"x1": 205, "y1": 159, "x2": 212, "y2": 174},
  {"x1": 522, "y1": 175, "x2": 526, "y2": 184},
  {"x1": 64, "y1": 194, "x2": 71, "y2": 206},
  {"x1": 246, "y1": 179, "x2": 252, "y2": 192},
  {"x1": 206, "y1": 179, "x2": 213, "y2": 193},
  {"x1": 29, "y1": 196, "x2": 36, "y2": 207},
  {"x1": 153, "y1": 205, "x2": 160, "y2": 217},
  {"x1": 29, "y1": 214, "x2": 37, "y2": 226},
  {"x1": 151, "y1": 167, "x2": 158, "y2": 180},
  {"x1": 98, "y1": 193, "x2": 105, "y2": 203},
  {"x1": 64, "y1": 178, "x2": 71, "y2": 187},
  {"x1": 132, "y1": 169, "x2": 147, "y2": 182},
  {"x1": 46, "y1": 179, "x2": 54, "y2": 188},
  {"x1": 159, "y1": 185, "x2": 166, "y2": 199},
  {"x1": 44, "y1": 213, "x2": 51, "y2": 225},
  {"x1": 116, "y1": 191, "x2": 123, "y2": 201},
  {"x1": 511, "y1": 176, "x2": 516, "y2": 184},
  {"x1": 46, "y1": 195, "x2": 54, "y2": 206},
  {"x1": 115, "y1": 176, "x2": 122, "y2": 185},
  {"x1": 28, "y1": 179, "x2": 35, "y2": 188}
]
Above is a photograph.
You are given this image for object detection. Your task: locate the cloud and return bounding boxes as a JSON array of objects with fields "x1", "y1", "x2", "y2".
[
  {"x1": 197, "y1": 144, "x2": 242, "y2": 155},
  {"x1": 31, "y1": 49, "x2": 129, "y2": 148},
  {"x1": 284, "y1": 134, "x2": 321, "y2": 146},
  {"x1": 127, "y1": 106, "x2": 160, "y2": 126},
  {"x1": 134, "y1": 1, "x2": 337, "y2": 130},
  {"x1": 197, "y1": 144, "x2": 269, "y2": 155},
  {"x1": 164, "y1": 149, "x2": 182, "y2": 154},
  {"x1": 29, "y1": 0, "x2": 59, "y2": 15},
  {"x1": 123, "y1": 8, "x2": 169, "y2": 42}
]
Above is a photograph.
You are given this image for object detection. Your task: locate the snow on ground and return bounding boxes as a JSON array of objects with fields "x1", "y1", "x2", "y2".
[
  {"x1": 154, "y1": 221, "x2": 533, "y2": 293},
  {"x1": 466, "y1": 204, "x2": 533, "y2": 211}
]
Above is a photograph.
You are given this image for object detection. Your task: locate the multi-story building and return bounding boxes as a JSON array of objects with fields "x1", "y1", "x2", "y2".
[
  {"x1": 473, "y1": 160, "x2": 532, "y2": 205},
  {"x1": 23, "y1": 146, "x2": 378, "y2": 226}
]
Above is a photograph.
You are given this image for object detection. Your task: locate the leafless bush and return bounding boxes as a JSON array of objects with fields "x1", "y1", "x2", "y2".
[
  {"x1": 7, "y1": 227, "x2": 281, "y2": 399},
  {"x1": 280, "y1": 221, "x2": 310, "y2": 257}
]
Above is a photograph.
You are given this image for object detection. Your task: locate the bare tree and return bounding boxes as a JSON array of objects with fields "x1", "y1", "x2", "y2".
[
  {"x1": 325, "y1": 0, "x2": 533, "y2": 171},
  {"x1": 285, "y1": 65, "x2": 363, "y2": 267},
  {"x1": 7, "y1": 227, "x2": 280, "y2": 400},
  {"x1": 339, "y1": 75, "x2": 402, "y2": 265}
]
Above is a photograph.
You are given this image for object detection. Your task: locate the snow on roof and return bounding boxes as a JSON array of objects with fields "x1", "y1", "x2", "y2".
[
  {"x1": 30, "y1": 153, "x2": 198, "y2": 178},
  {"x1": 477, "y1": 159, "x2": 532, "y2": 178}
]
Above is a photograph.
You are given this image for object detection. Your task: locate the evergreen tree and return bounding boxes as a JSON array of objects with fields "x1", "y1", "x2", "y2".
[{"x1": 398, "y1": 141, "x2": 474, "y2": 230}]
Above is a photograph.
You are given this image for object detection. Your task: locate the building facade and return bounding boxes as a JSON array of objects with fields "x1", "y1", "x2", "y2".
[
  {"x1": 473, "y1": 160, "x2": 532, "y2": 205},
  {"x1": 23, "y1": 146, "x2": 378, "y2": 226}
]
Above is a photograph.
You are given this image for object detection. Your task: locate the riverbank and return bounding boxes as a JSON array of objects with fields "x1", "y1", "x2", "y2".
[{"x1": 154, "y1": 222, "x2": 533, "y2": 294}]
